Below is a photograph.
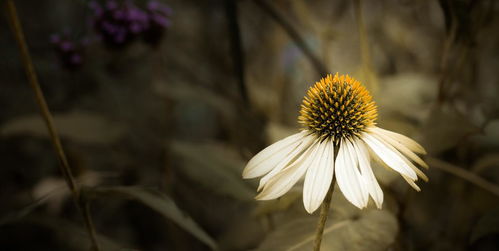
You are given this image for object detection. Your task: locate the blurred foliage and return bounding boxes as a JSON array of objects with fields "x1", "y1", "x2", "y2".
[
  {"x1": 256, "y1": 191, "x2": 399, "y2": 251},
  {"x1": 1, "y1": 0, "x2": 499, "y2": 250},
  {"x1": 89, "y1": 186, "x2": 218, "y2": 250}
]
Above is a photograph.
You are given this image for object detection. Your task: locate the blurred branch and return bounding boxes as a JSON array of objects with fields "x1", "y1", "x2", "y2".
[
  {"x1": 81, "y1": 198, "x2": 101, "y2": 251},
  {"x1": 353, "y1": 0, "x2": 369, "y2": 66},
  {"x1": 4, "y1": 1, "x2": 101, "y2": 250},
  {"x1": 353, "y1": 0, "x2": 378, "y2": 91},
  {"x1": 253, "y1": 0, "x2": 328, "y2": 76},
  {"x1": 427, "y1": 157, "x2": 499, "y2": 197},
  {"x1": 437, "y1": 41, "x2": 455, "y2": 103},
  {"x1": 225, "y1": 0, "x2": 249, "y2": 105},
  {"x1": 436, "y1": 0, "x2": 492, "y2": 103},
  {"x1": 437, "y1": 0, "x2": 458, "y2": 103}
]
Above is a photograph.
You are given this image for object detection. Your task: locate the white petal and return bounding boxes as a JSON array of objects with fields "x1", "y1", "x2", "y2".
[
  {"x1": 411, "y1": 166, "x2": 429, "y2": 182},
  {"x1": 371, "y1": 133, "x2": 429, "y2": 182},
  {"x1": 257, "y1": 135, "x2": 317, "y2": 191},
  {"x1": 243, "y1": 131, "x2": 307, "y2": 179},
  {"x1": 303, "y1": 139, "x2": 334, "y2": 213},
  {"x1": 370, "y1": 128, "x2": 429, "y2": 169},
  {"x1": 370, "y1": 127, "x2": 426, "y2": 154},
  {"x1": 362, "y1": 132, "x2": 418, "y2": 180},
  {"x1": 255, "y1": 140, "x2": 321, "y2": 200},
  {"x1": 335, "y1": 139, "x2": 368, "y2": 209},
  {"x1": 345, "y1": 140, "x2": 370, "y2": 207},
  {"x1": 352, "y1": 139, "x2": 384, "y2": 209},
  {"x1": 402, "y1": 175, "x2": 421, "y2": 191}
]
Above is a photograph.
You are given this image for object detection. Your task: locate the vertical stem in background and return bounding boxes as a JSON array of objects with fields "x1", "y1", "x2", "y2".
[
  {"x1": 5, "y1": 1, "x2": 101, "y2": 250},
  {"x1": 312, "y1": 180, "x2": 335, "y2": 251},
  {"x1": 225, "y1": 0, "x2": 249, "y2": 105},
  {"x1": 437, "y1": 0, "x2": 458, "y2": 103},
  {"x1": 5, "y1": 0, "x2": 77, "y2": 194},
  {"x1": 353, "y1": 0, "x2": 370, "y2": 70},
  {"x1": 353, "y1": 0, "x2": 378, "y2": 93},
  {"x1": 254, "y1": 0, "x2": 328, "y2": 76},
  {"x1": 81, "y1": 199, "x2": 101, "y2": 251}
]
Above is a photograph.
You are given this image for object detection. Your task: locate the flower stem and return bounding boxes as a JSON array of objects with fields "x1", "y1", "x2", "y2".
[
  {"x1": 5, "y1": 1, "x2": 101, "y2": 250},
  {"x1": 313, "y1": 179, "x2": 335, "y2": 251}
]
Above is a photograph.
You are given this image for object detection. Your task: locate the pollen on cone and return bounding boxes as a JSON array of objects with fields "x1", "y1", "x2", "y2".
[{"x1": 298, "y1": 73, "x2": 377, "y2": 143}]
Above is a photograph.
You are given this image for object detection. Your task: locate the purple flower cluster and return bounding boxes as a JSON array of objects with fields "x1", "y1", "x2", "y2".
[
  {"x1": 50, "y1": 1, "x2": 171, "y2": 70},
  {"x1": 50, "y1": 34, "x2": 86, "y2": 70},
  {"x1": 143, "y1": 0, "x2": 173, "y2": 46},
  {"x1": 90, "y1": 0, "x2": 172, "y2": 47}
]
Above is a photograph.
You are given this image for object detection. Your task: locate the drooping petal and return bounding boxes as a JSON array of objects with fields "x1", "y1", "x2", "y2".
[
  {"x1": 255, "y1": 140, "x2": 321, "y2": 200},
  {"x1": 402, "y1": 175, "x2": 421, "y2": 191},
  {"x1": 243, "y1": 131, "x2": 308, "y2": 179},
  {"x1": 370, "y1": 127, "x2": 428, "y2": 169},
  {"x1": 303, "y1": 139, "x2": 334, "y2": 213},
  {"x1": 410, "y1": 164, "x2": 429, "y2": 182},
  {"x1": 352, "y1": 138, "x2": 384, "y2": 209},
  {"x1": 372, "y1": 127, "x2": 426, "y2": 154},
  {"x1": 335, "y1": 139, "x2": 368, "y2": 209},
  {"x1": 345, "y1": 140, "x2": 370, "y2": 208},
  {"x1": 370, "y1": 133, "x2": 429, "y2": 182},
  {"x1": 258, "y1": 134, "x2": 317, "y2": 191},
  {"x1": 361, "y1": 132, "x2": 418, "y2": 180}
]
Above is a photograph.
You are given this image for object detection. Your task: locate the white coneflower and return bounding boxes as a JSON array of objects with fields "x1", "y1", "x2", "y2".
[{"x1": 243, "y1": 73, "x2": 428, "y2": 214}]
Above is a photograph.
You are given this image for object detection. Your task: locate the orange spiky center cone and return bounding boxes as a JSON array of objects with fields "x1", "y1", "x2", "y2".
[{"x1": 298, "y1": 73, "x2": 377, "y2": 144}]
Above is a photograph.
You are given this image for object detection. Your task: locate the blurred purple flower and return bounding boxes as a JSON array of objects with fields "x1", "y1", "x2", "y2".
[
  {"x1": 70, "y1": 54, "x2": 82, "y2": 65},
  {"x1": 50, "y1": 34, "x2": 61, "y2": 44},
  {"x1": 106, "y1": 0, "x2": 119, "y2": 10},
  {"x1": 90, "y1": 0, "x2": 148, "y2": 47},
  {"x1": 90, "y1": 0, "x2": 172, "y2": 48},
  {"x1": 143, "y1": 0, "x2": 172, "y2": 46},
  {"x1": 50, "y1": 33, "x2": 86, "y2": 70},
  {"x1": 60, "y1": 41, "x2": 75, "y2": 52},
  {"x1": 147, "y1": 0, "x2": 172, "y2": 15}
]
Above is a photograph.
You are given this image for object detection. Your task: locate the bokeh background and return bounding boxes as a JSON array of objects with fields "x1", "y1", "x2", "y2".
[{"x1": 1, "y1": 0, "x2": 499, "y2": 250}]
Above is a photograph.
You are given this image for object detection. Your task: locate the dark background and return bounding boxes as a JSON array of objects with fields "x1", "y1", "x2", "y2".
[{"x1": 1, "y1": 0, "x2": 499, "y2": 250}]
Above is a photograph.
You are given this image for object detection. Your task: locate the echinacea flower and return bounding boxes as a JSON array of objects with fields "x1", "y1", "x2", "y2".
[{"x1": 243, "y1": 73, "x2": 428, "y2": 213}]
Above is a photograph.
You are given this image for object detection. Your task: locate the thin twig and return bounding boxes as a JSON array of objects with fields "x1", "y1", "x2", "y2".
[
  {"x1": 436, "y1": 0, "x2": 486, "y2": 103},
  {"x1": 5, "y1": 1, "x2": 101, "y2": 250},
  {"x1": 353, "y1": 0, "x2": 371, "y2": 72},
  {"x1": 353, "y1": 0, "x2": 378, "y2": 92},
  {"x1": 436, "y1": 0, "x2": 461, "y2": 103},
  {"x1": 5, "y1": 0, "x2": 77, "y2": 194},
  {"x1": 225, "y1": 0, "x2": 249, "y2": 105},
  {"x1": 427, "y1": 157, "x2": 499, "y2": 197},
  {"x1": 437, "y1": 20, "x2": 459, "y2": 103},
  {"x1": 81, "y1": 199, "x2": 101, "y2": 251},
  {"x1": 253, "y1": 0, "x2": 328, "y2": 76},
  {"x1": 313, "y1": 180, "x2": 335, "y2": 251}
]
